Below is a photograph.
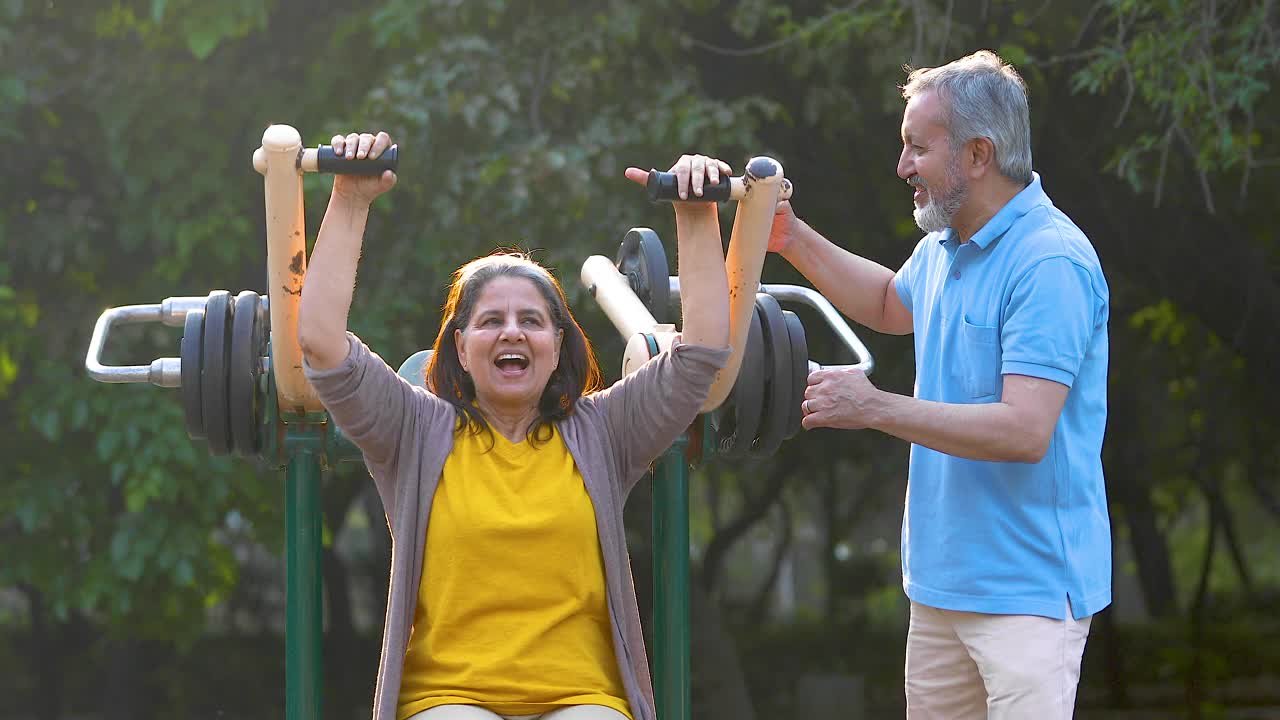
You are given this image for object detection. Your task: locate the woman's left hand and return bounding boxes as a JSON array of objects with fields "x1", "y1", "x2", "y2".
[
  {"x1": 330, "y1": 131, "x2": 398, "y2": 206},
  {"x1": 625, "y1": 154, "x2": 733, "y2": 201}
]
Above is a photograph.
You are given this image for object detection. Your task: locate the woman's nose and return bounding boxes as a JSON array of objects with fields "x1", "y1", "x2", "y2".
[{"x1": 499, "y1": 319, "x2": 524, "y2": 340}]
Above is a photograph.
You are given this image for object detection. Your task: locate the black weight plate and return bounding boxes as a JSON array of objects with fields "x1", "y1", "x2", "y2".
[
  {"x1": 201, "y1": 290, "x2": 233, "y2": 456},
  {"x1": 783, "y1": 310, "x2": 808, "y2": 438},
  {"x1": 249, "y1": 293, "x2": 268, "y2": 453},
  {"x1": 718, "y1": 305, "x2": 765, "y2": 459},
  {"x1": 180, "y1": 309, "x2": 205, "y2": 440},
  {"x1": 615, "y1": 227, "x2": 671, "y2": 325},
  {"x1": 752, "y1": 293, "x2": 792, "y2": 458},
  {"x1": 229, "y1": 291, "x2": 265, "y2": 457}
]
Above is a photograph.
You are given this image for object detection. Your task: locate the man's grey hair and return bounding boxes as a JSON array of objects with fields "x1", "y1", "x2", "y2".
[{"x1": 901, "y1": 50, "x2": 1033, "y2": 184}]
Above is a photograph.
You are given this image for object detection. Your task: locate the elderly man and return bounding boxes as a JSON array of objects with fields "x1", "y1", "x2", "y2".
[{"x1": 772, "y1": 50, "x2": 1110, "y2": 718}]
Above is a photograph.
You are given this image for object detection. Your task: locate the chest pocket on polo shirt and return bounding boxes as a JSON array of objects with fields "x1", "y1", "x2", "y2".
[{"x1": 956, "y1": 316, "x2": 1002, "y2": 398}]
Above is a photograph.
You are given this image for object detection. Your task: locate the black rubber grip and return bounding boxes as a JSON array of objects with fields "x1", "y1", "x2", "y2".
[
  {"x1": 316, "y1": 145, "x2": 399, "y2": 175},
  {"x1": 645, "y1": 170, "x2": 731, "y2": 203}
]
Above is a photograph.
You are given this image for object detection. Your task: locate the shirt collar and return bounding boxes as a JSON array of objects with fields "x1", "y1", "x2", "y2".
[{"x1": 936, "y1": 172, "x2": 1046, "y2": 250}]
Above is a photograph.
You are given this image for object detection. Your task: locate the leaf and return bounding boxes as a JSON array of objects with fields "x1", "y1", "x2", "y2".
[
  {"x1": 997, "y1": 43, "x2": 1029, "y2": 67},
  {"x1": 0, "y1": 76, "x2": 25, "y2": 103},
  {"x1": 184, "y1": 25, "x2": 221, "y2": 60}
]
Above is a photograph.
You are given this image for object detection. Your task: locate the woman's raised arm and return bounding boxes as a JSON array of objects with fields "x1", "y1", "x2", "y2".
[
  {"x1": 298, "y1": 130, "x2": 397, "y2": 370},
  {"x1": 624, "y1": 154, "x2": 730, "y2": 349}
]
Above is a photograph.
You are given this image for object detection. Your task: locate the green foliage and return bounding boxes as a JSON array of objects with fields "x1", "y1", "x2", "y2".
[
  {"x1": 1071, "y1": 0, "x2": 1280, "y2": 199},
  {"x1": 0, "y1": 1, "x2": 348, "y2": 643},
  {"x1": 1, "y1": 0, "x2": 780, "y2": 646},
  {"x1": 3, "y1": 1, "x2": 1280, "y2": 714}
]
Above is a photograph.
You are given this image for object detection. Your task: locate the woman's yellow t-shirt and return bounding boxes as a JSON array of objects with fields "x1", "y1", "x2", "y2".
[{"x1": 396, "y1": 424, "x2": 632, "y2": 719}]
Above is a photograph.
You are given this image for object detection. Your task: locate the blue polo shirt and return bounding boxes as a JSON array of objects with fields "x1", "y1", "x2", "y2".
[{"x1": 892, "y1": 173, "x2": 1111, "y2": 620}]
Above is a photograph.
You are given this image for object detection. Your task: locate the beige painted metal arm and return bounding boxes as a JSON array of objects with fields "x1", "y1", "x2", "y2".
[
  {"x1": 581, "y1": 255, "x2": 665, "y2": 341},
  {"x1": 254, "y1": 125, "x2": 321, "y2": 415},
  {"x1": 703, "y1": 157, "x2": 785, "y2": 411}
]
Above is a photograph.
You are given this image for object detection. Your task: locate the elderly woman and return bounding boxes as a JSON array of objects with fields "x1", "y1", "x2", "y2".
[{"x1": 298, "y1": 131, "x2": 732, "y2": 720}]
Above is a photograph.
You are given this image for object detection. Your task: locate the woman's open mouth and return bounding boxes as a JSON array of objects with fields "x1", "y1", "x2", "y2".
[{"x1": 494, "y1": 352, "x2": 530, "y2": 376}]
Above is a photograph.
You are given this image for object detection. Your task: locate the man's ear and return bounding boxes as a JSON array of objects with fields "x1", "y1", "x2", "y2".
[{"x1": 968, "y1": 137, "x2": 997, "y2": 178}]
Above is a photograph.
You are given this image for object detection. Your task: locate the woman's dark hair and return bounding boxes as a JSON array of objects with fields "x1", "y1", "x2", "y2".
[{"x1": 426, "y1": 251, "x2": 603, "y2": 443}]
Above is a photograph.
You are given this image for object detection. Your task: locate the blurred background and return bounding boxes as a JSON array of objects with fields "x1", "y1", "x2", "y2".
[{"x1": 3, "y1": 1, "x2": 1279, "y2": 718}]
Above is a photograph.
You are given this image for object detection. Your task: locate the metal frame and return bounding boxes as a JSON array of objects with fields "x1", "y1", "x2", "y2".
[
  {"x1": 667, "y1": 279, "x2": 875, "y2": 375},
  {"x1": 84, "y1": 137, "x2": 876, "y2": 720},
  {"x1": 254, "y1": 124, "x2": 326, "y2": 720}
]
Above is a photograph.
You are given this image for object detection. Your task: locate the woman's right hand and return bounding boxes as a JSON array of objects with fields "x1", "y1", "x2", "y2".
[{"x1": 330, "y1": 131, "x2": 398, "y2": 205}]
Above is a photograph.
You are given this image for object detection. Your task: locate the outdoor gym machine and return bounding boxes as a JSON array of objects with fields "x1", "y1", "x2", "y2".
[
  {"x1": 583, "y1": 158, "x2": 873, "y2": 720},
  {"x1": 83, "y1": 128, "x2": 874, "y2": 720},
  {"x1": 85, "y1": 124, "x2": 397, "y2": 720}
]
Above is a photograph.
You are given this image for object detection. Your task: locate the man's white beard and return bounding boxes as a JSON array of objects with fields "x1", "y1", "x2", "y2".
[
  {"x1": 913, "y1": 196, "x2": 952, "y2": 233},
  {"x1": 913, "y1": 163, "x2": 969, "y2": 233}
]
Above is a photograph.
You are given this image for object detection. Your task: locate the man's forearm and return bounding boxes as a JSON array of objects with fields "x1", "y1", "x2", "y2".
[
  {"x1": 782, "y1": 223, "x2": 899, "y2": 333},
  {"x1": 871, "y1": 392, "x2": 1049, "y2": 463}
]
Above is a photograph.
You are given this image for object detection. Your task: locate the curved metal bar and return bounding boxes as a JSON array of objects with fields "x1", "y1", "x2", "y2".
[
  {"x1": 159, "y1": 296, "x2": 218, "y2": 326},
  {"x1": 581, "y1": 255, "x2": 660, "y2": 341},
  {"x1": 759, "y1": 283, "x2": 874, "y2": 375},
  {"x1": 85, "y1": 304, "x2": 183, "y2": 387}
]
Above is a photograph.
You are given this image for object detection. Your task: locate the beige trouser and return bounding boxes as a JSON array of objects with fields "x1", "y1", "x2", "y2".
[
  {"x1": 905, "y1": 600, "x2": 1093, "y2": 719},
  {"x1": 409, "y1": 705, "x2": 629, "y2": 720}
]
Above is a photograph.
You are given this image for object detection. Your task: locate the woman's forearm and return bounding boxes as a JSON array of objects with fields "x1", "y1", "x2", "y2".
[
  {"x1": 298, "y1": 191, "x2": 372, "y2": 370},
  {"x1": 673, "y1": 204, "x2": 729, "y2": 348}
]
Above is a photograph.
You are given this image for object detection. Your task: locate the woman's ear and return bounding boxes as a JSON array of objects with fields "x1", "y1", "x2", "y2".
[{"x1": 455, "y1": 327, "x2": 468, "y2": 372}]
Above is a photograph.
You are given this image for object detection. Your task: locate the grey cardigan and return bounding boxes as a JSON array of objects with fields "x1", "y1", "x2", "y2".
[{"x1": 305, "y1": 333, "x2": 730, "y2": 720}]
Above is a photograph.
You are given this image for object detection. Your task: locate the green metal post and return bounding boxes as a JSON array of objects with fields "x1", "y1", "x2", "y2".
[
  {"x1": 652, "y1": 433, "x2": 690, "y2": 720},
  {"x1": 285, "y1": 445, "x2": 324, "y2": 720}
]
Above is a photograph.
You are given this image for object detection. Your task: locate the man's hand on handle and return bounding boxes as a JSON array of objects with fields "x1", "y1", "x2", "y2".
[{"x1": 801, "y1": 366, "x2": 884, "y2": 431}]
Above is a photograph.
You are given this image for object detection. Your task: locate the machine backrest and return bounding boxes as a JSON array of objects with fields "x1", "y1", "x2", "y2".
[{"x1": 396, "y1": 350, "x2": 434, "y2": 389}]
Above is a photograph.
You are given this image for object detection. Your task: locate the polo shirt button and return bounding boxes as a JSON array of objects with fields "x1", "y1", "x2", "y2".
[{"x1": 952, "y1": 270, "x2": 961, "y2": 279}]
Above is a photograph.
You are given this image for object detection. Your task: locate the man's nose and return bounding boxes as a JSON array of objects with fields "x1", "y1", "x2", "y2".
[{"x1": 896, "y1": 148, "x2": 913, "y2": 179}]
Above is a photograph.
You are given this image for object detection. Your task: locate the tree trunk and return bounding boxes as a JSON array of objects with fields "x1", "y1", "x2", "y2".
[
  {"x1": 1098, "y1": 514, "x2": 1130, "y2": 709},
  {"x1": 361, "y1": 482, "x2": 393, "y2": 627},
  {"x1": 102, "y1": 637, "x2": 147, "y2": 720},
  {"x1": 690, "y1": 580, "x2": 758, "y2": 720},
  {"x1": 1106, "y1": 358, "x2": 1178, "y2": 618},
  {"x1": 23, "y1": 586, "x2": 62, "y2": 720},
  {"x1": 700, "y1": 464, "x2": 789, "y2": 595},
  {"x1": 322, "y1": 469, "x2": 366, "y2": 715}
]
